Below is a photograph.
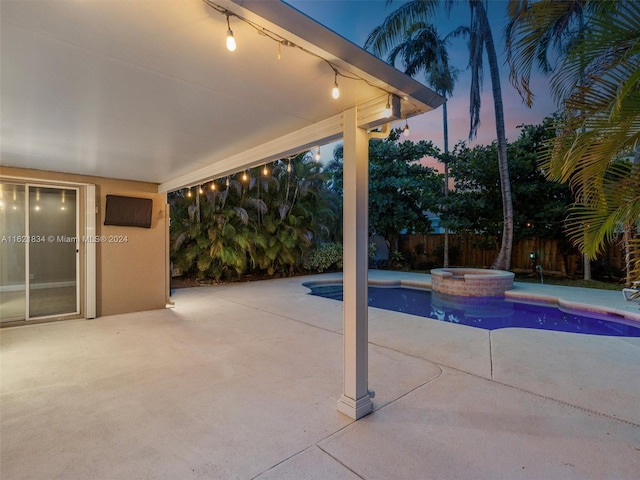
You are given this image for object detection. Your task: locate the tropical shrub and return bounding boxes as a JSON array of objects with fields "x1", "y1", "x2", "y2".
[
  {"x1": 169, "y1": 153, "x2": 340, "y2": 281},
  {"x1": 305, "y1": 242, "x2": 343, "y2": 272},
  {"x1": 305, "y1": 242, "x2": 377, "y2": 273}
]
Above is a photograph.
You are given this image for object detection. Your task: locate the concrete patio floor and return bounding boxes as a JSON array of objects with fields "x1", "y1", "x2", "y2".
[{"x1": 1, "y1": 271, "x2": 639, "y2": 479}]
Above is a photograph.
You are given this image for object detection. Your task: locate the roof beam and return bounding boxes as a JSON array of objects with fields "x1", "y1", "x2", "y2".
[{"x1": 158, "y1": 95, "x2": 397, "y2": 193}]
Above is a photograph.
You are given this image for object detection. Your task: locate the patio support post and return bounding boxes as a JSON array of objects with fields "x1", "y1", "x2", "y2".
[{"x1": 337, "y1": 106, "x2": 373, "y2": 420}]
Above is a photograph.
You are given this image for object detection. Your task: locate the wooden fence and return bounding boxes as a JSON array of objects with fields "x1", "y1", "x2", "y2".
[{"x1": 398, "y1": 233, "x2": 625, "y2": 278}]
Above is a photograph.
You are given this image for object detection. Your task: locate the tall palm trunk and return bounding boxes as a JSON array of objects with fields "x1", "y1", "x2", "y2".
[
  {"x1": 442, "y1": 97, "x2": 450, "y2": 267},
  {"x1": 623, "y1": 223, "x2": 633, "y2": 286},
  {"x1": 480, "y1": 4, "x2": 513, "y2": 270}
]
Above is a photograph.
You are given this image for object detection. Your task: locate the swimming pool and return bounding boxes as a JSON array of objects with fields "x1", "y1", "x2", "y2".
[{"x1": 304, "y1": 283, "x2": 640, "y2": 337}]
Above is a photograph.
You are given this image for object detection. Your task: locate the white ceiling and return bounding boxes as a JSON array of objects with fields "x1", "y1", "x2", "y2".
[{"x1": 1, "y1": 0, "x2": 443, "y2": 190}]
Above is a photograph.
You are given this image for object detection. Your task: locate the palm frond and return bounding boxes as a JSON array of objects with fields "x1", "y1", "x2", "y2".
[
  {"x1": 233, "y1": 206, "x2": 249, "y2": 225},
  {"x1": 364, "y1": 0, "x2": 440, "y2": 56},
  {"x1": 505, "y1": 0, "x2": 589, "y2": 107}
]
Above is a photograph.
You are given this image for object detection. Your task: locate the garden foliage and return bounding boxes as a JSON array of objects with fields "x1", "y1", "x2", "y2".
[
  {"x1": 327, "y1": 128, "x2": 442, "y2": 251},
  {"x1": 169, "y1": 153, "x2": 340, "y2": 280}
]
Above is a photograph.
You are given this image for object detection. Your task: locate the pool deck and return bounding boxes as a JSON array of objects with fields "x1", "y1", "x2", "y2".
[{"x1": 2, "y1": 271, "x2": 639, "y2": 479}]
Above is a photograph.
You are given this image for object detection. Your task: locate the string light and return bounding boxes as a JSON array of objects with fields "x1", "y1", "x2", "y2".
[
  {"x1": 210, "y1": 182, "x2": 216, "y2": 191},
  {"x1": 403, "y1": 119, "x2": 410, "y2": 137},
  {"x1": 225, "y1": 14, "x2": 236, "y2": 52},
  {"x1": 199, "y1": 185, "x2": 204, "y2": 194},
  {"x1": 184, "y1": 1, "x2": 424, "y2": 196},
  {"x1": 204, "y1": 1, "x2": 405, "y2": 105},
  {"x1": 331, "y1": 70, "x2": 340, "y2": 99},
  {"x1": 383, "y1": 94, "x2": 392, "y2": 117}
]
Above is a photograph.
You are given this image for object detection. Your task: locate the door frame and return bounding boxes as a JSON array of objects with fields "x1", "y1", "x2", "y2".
[{"x1": 0, "y1": 178, "x2": 96, "y2": 323}]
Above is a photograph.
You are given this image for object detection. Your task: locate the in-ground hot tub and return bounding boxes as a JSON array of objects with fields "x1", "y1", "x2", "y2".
[{"x1": 431, "y1": 268, "x2": 514, "y2": 297}]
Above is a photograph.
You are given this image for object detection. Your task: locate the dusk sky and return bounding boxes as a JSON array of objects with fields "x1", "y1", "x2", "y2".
[{"x1": 286, "y1": 0, "x2": 558, "y2": 161}]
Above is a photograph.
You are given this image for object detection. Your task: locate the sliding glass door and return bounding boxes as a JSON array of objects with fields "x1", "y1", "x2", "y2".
[
  {"x1": 0, "y1": 183, "x2": 79, "y2": 323},
  {"x1": 28, "y1": 186, "x2": 79, "y2": 318},
  {"x1": 0, "y1": 184, "x2": 26, "y2": 321}
]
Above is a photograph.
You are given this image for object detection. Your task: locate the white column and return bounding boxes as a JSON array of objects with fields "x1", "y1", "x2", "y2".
[
  {"x1": 337, "y1": 107, "x2": 373, "y2": 419},
  {"x1": 84, "y1": 184, "x2": 96, "y2": 319}
]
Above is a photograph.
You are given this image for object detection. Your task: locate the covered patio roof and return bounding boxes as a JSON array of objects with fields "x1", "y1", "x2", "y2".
[
  {"x1": 1, "y1": 0, "x2": 443, "y2": 191},
  {"x1": 1, "y1": 0, "x2": 445, "y2": 421}
]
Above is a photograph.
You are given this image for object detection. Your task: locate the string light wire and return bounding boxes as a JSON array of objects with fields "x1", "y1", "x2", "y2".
[{"x1": 225, "y1": 14, "x2": 236, "y2": 51}]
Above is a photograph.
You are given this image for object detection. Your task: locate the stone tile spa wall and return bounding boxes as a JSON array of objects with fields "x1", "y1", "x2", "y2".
[{"x1": 431, "y1": 268, "x2": 515, "y2": 297}]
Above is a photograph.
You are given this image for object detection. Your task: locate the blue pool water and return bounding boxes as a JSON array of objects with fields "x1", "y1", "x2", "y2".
[{"x1": 305, "y1": 284, "x2": 640, "y2": 337}]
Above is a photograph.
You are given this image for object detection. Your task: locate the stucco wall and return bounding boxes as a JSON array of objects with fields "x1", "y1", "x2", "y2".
[{"x1": 1, "y1": 167, "x2": 167, "y2": 317}]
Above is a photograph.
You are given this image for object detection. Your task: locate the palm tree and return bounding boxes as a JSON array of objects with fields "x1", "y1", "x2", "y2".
[
  {"x1": 506, "y1": 0, "x2": 640, "y2": 283},
  {"x1": 170, "y1": 178, "x2": 267, "y2": 280},
  {"x1": 506, "y1": 0, "x2": 595, "y2": 280},
  {"x1": 255, "y1": 154, "x2": 336, "y2": 276},
  {"x1": 366, "y1": 0, "x2": 514, "y2": 270},
  {"x1": 170, "y1": 155, "x2": 338, "y2": 280},
  {"x1": 379, "y1": 21, "x2": 462, "y2": 267}
]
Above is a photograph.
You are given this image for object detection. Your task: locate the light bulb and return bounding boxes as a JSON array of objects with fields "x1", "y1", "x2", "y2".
[
  {"x1": 315, "y1": 149, "x2": 321, "y2": 162},
  {"x1": 199, "y1": 186, "x2": 204, "y2": 194},
  {"x1": 210, "y1": 182, "x2": 216, "y2": 191},
  {"x1": 242, "y1": 171, "x2": 248, "y2": 182},
  {"x1": 262, "y1": 166, "x2": 269, "y2": 176},
  {"x1": 331, "y1": 69, "x2": 340, "y2": 99},
  {"x1": 383, "y1": 102, "x2": 392, "y2": 117},
  {"x1": 225, "y1": 15, "x2": 236, "y2": 52},
  {"x1": 226, "y1": 29, "x2": 236, "y2": 51},
  {"x1": 332, "y1": 82, "x2": 340, "y2": 99},
  {"x1": 403, "y1": 121, "x2": 410, "y2": 137},
  {"x1": 225, "y1": 177, "x2": 230, "y2": 187},
  {"x1": 287, "y1": 162, "x2": 292, "y2": 173},
  {"x1": 187, "y1": 189, "x2": 192, "y2": 198}
]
